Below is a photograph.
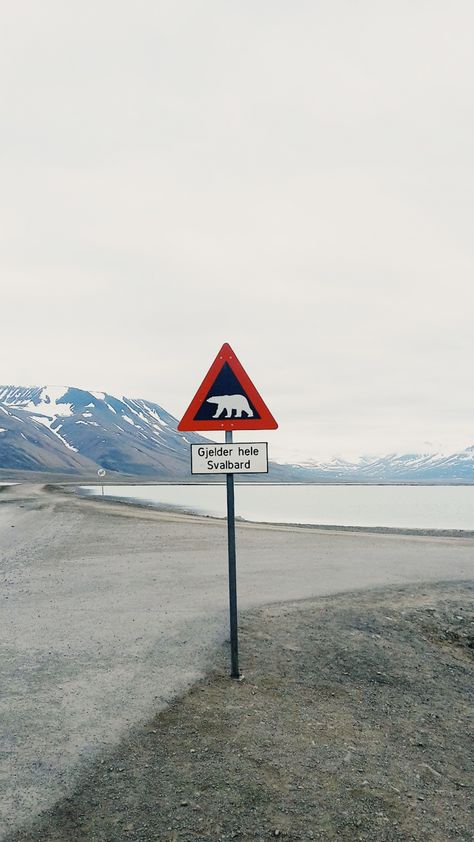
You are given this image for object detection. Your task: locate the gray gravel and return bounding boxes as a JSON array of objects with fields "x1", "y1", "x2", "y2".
[
  {"x1": 6, "y1": 582, "x2": 474, "y2": 842},
  {"x1": 1, "y1": 484, "x2": 473, "y2": 839}
]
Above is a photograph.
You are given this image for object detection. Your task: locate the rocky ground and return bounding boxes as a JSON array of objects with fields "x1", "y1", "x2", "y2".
[{"x1": 8, "y1": 580, "x2": 473, "y2": 842}]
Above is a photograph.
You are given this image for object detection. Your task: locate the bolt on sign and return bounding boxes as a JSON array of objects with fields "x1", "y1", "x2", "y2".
[{"x1": 178, "y1": 343, "x2": 278, "y2": 679}]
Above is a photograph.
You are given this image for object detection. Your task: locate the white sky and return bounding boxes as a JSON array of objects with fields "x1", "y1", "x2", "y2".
[{"x1": 1, "y1": 2, "x2": 473, "y2": 461}]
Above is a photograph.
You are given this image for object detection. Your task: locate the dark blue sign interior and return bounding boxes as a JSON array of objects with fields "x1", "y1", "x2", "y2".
[{"x1": 193, "y1": 362, "x2": 261, "y2": 421}]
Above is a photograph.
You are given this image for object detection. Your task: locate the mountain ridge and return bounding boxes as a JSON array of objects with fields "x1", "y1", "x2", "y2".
[
  {"x1": 0, "y1": 385, "x2": 473, "y2": 482},
  {"x1": 0, "y1": 385, "x2": 209, "y2": 478},
  {"x1": 277, "y1": 446, "x2": 474, "y2": 482}
]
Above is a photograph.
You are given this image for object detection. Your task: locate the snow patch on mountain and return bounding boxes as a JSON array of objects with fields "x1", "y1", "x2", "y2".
[
  {"x1": 0, "y1": 385, "x2": 73, "y2": 418},
  {"x1": 32, "y1": 416, "x2": 78, "y2": 451},
  {"x1": 0, "y1": 384, "x2": 213, "y2": 477}
]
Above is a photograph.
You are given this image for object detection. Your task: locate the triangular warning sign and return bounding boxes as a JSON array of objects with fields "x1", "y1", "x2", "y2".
[{"x1": 178, "y1": 343, "x2": 278, "y2": 431}]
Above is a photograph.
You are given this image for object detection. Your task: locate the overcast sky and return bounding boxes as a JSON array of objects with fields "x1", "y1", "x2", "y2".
[{"x1": 1, "y1": 2, "x2": 473, "y2": 461}]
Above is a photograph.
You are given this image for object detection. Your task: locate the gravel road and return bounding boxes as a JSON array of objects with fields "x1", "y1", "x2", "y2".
[
  {"x1": 8, "y1": 581, "x2": 473, "y2": 842},
  {"x1": 1, "y1": 484, "x2": 473, "y2": 839}
]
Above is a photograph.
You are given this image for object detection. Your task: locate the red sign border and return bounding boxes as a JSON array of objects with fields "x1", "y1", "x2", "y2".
[{"x1": 177, "y1": 342, "x2": 278, "y2": 431}]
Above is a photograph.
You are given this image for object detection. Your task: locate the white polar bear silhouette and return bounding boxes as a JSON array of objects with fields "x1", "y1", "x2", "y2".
[{"x1": 206, "y1": 394, "x2": 254, "y2": 419}]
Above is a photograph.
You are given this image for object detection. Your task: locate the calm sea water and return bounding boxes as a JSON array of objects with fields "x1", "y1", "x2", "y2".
[{"x1": 82, "y1": 484, "x2": 474, "y2": 531}]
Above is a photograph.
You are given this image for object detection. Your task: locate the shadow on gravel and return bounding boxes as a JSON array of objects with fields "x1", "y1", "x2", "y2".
[{"x1": 7, "y1": 581, "x2": 474, "y2": 842}]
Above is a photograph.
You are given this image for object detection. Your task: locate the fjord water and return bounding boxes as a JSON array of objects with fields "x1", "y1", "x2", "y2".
[{"x1": 84, "y1": 484, "x2": 474, "y2": 530}]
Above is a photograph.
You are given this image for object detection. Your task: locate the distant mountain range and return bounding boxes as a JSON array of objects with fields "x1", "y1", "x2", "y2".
[
  {"x1": 0, "y1": 385, "x2": 292, "y2": 481},
  {"x1": 0, "y1": 385, "x2": 473, "y2": 482},
  {"x1": 0, "y1": 385, "x2": 208, "y2": 479},
  {"x1": 280, "y1": 449, "x2": 474, "y2": 483}
]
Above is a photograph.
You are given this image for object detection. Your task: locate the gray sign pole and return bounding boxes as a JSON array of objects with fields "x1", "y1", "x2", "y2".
[{"x1": 225, "y1": 430, "x2": 240, "y2": 678}]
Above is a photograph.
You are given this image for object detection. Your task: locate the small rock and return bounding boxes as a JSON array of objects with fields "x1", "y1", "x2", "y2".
[{"x1": 419, "y1": 762, "x2": 442, "y2": 779}]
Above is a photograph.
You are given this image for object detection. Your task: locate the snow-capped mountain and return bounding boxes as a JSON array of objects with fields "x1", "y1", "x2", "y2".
[
  {"x1": 0, "y1": 385, "x2": 473, "y2": 482},
  {"x1": 281, "y1": 447, "x2": 474, "y2": 482},
  {"x1": 0, "y1": 385, "x2": 210, "y2": 478}
]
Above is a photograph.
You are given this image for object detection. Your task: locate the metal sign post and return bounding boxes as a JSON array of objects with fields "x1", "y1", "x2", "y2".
[
  {"x1": 97, "y1": 468, "x2": 106, "y2": 496},
  {"x1": 190, "y1": 437, "x2": 268, "y2": 680},
  {"x1": 225, "y1": 430, "x2": 240, "y2": 678},
  {"x1": 178, "y1": 342, "x2": 278, "y2": 680}
]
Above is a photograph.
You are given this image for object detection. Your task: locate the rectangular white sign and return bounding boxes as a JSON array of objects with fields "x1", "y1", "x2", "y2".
[{"x1": 191, "y1": 442, "x2": 268, "y2": 474}]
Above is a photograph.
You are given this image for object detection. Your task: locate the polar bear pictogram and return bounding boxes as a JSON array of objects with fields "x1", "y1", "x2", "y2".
[{"x1": 206, "y1": 394, "x2": 254, "y2": 419}]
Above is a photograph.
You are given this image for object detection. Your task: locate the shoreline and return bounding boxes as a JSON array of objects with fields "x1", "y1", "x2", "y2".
[
  {"x1": 75, "y1": 484, "x2": 474, "y2": 540},
  {"x1": 2, "y1": 482, "x2": 474, "y2": 538}
]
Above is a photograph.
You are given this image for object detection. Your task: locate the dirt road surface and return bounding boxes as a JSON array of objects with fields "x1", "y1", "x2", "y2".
[
  {"x1": 1, "y1": 484, "x2": 472, "y2": 839},
  {"x1": 8, "y1": 582, "x2": 473, "y2": 842}
]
